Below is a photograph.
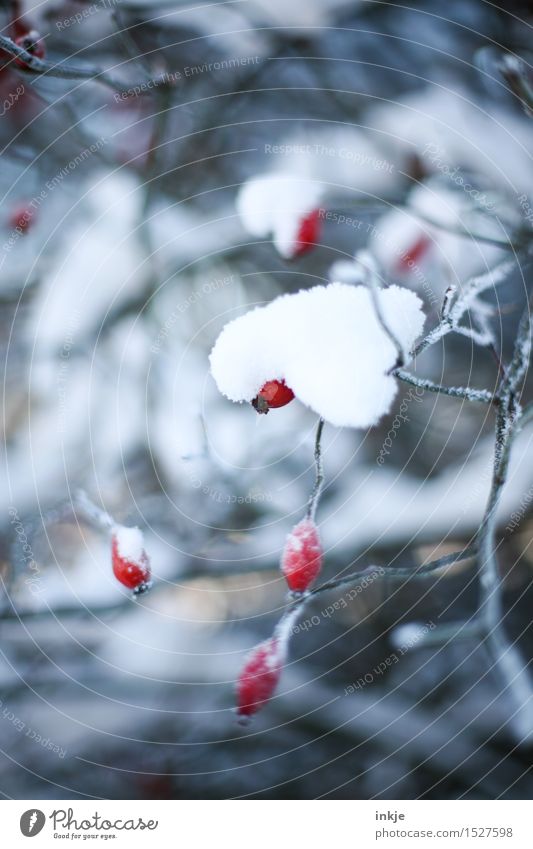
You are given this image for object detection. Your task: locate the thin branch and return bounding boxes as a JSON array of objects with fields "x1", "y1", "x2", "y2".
[
  {"x1": 283, "y1": 545, "x2": 477, "y2": 623},
  {"x1": 406, "y1": 619, "x2": 485, "y2": 647},
  {"x1": 406, "y1": 207, "x2": 522, "y2": 250},
  {"x1": 475, "y1": 300, "x2": 533, "y2": 741},
  {"x1": 357, "y1": 249, "x2": 405, "y2": 366},
  {"x1": 0, "y1": 34, "x2": 171, "y2": 96},
  {"x1": 394, "y1": 368, "x2": 494, "y2": 404},
  {"x1": 306, "y1": 418, "x2": 325, "y2": 521},
  {"x1": 409, "y1": 256, "x2": 520, "y2": 362}
]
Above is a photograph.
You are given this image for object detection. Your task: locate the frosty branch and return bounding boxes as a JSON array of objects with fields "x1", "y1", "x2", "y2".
[{"x1": 0, "y1": 33, "x2": 176, "y2": 97}]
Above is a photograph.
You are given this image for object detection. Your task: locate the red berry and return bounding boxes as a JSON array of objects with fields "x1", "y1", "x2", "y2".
[
  {"x1": 293, "y1": 207, "x2": 321, "y2": 257},
  {"x1": 236, "y1": 638, "x2": 283, "y2": 719},
  {"x1": 111, "y1": 527, "x2": 151, "y2": 595},
  {"x1": 8, "y1": 204, "x2": 33, "y2": 232},
  {"x1": 281, "y1": 518, "x2": 322, "y2": 593},
  {"x1": 396, "y1": 235, "x2": 431, "y2": 272},
  {"x1": 252, "y1": 379, "x2": 294, "y2": 414},
  {"x1": 14, "y1": 31, "x2": 45, "y2": 69}
]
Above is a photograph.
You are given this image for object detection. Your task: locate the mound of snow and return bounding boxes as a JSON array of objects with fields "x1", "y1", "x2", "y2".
[{"x1": 209, "y1": 282, "x2": 425, "y2": 428}]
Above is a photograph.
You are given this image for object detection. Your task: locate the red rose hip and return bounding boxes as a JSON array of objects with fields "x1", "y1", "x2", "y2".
[
  {"x1": 111, "y1": 526, "x2": 151, "y2": 595},
  {"x1": 252, "y1": 379, "x2": 294, "y2": 414},
  {"x1": 293, "y1": 207, "x2": 321, "y2": 257},
  {"x1": 281, "y1": 517, "x2": 323, "y2": 593},
  {"x1": 236, "y1": 637, "x2": 283, "y2": 719},
  {"x1": 8, "y1": 204, "x2": 33, "y2": 232}
]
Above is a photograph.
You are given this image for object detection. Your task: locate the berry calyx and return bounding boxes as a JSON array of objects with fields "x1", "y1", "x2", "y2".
[
  {"x1": 281, "y1": 518, "x2": 323, "y2": 594},
  {"x1": 252, "y1": 379, "x2": 294, "y2": 414},
  {"x1": 293, "y1": 207, "x2": 321, "y2": 257},
  {"x1": 236, "y1": 637, "x2": 283, "y2": 720},
  {"x1": 14, "y1": 31, "x2": 45, "y2": 69},
  {"x1": 111, "y1": 526, "x2": 152, "y2": 595}
]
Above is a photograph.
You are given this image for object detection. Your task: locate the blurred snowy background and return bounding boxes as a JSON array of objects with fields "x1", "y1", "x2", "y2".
[{"x1": 1, "y1": 0, "x2": 533, "y2": 799}]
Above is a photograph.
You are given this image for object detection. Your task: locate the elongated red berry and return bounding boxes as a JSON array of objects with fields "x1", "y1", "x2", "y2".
[
  {"x1": 14, "y1": 30, "x2": 45, "y2": 69},
  {"x1": 111, "y1": 526, "x2": 151, "y2": 595},
  {"x1": 293, "y1": 207, "x2": 321, "y2": 257},
  {"x1": 236, "y1": 637, "x2": 283, "y2": 719},
  {"x1": 252, "y1": 379, "x2": 294, "y2": 414},
  {"x1": 396, "y1": 235, "x2": 431, "y2": 272},
  {"x1": 281, "y1": 518, "x2": 322, "y2": 593}
]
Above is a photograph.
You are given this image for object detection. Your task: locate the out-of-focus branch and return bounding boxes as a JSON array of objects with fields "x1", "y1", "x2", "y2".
[
  {"x1": 0, "y1": 33, "x2": 173, "y2": 96},
  {"x1": 474, "y1": 298, "x2": 533, "y2": 741}
]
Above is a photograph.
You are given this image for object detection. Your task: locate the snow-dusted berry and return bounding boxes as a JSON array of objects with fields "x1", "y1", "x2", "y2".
[
  {"x1": 281, "y1": 518, "x2": 322, "y2": 593},
  {"x1": 236, "y1": 637, "x2": 283, "y2": 719},
  {"x1": 252, "y1": 379, "x2": 294, "y2": 413},
  {"x1": 293, "y1": 208, "x2": 321, "y2": 257},
  {"x1": 14, "y1": 30, "x2": 45, "y2": 69},
  {"x1": 237, "y1": 173, "x2": 323, "y2": 260},
  {"x1": 111, "y1": 526, "x2": 151, "y2": 595}
]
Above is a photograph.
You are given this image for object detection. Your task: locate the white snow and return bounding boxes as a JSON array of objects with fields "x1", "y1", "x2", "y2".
[
  {"x1": 237, "y1": 173, "x2": 323, "y2": 258},
  {"x1": 113, "y1": 525, "x2": 145, "y2": 564},
  {"x1": 209, "y1": 282, "x2": 425, "y2": 428}
]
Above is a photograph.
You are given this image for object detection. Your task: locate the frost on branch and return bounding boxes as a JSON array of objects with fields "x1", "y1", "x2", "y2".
[
  {"x1": 209, "y1": 282, "x2": 425, "y2": 428},
  {"x1": 236, "y1": 173, "x2": 323, "y2": 258}
]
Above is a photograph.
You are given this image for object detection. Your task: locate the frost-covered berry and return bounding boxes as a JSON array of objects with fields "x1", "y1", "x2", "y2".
[
  {"x1": 281, "y1": 518, "x2": 322, "y2": 593},
  {"x1": 14, "y1": 31, "x2": 45, "y2": 69},
  {"x1": 236, "y1": 637, "x2": 283, "y2": 719},
  {"x1": 111, "y1": 526, "x2": 152, "y2": 595},
  {"x1": 252, "y1": 379, "x2": 294, "y2": 414}
]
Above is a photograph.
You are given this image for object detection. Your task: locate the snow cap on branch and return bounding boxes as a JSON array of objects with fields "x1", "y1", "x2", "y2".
[
  {"x1": 210, "y1": 282, "x2": 425, "y2": 428},
  {"x1": 237, "y1": 173, "x2": 323, "y2": 259}
]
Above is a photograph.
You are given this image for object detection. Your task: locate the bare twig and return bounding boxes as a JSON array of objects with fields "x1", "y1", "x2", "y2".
[
  {"x1": 475, "y1": 299, "x2": 533, "y2": 741},
  {"x1": 357, "y1": 249, "x2": 405, "y2": 367},
  {"x1": 277, "y1": 546, "x2": 477, "y2": 633},
  {"x1": 306, "y1": 418, "x2": 325, "y2": 521}
]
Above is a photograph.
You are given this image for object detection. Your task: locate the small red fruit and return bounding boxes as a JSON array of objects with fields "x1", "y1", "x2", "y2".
[
  {"x1": 14, "y1": 31, "x2": 45, "y2": 69},
  {"x1": 396, "y1": 235, "x2": 431, "y2": 272},
  {"x1": 281, "y1": 518, "x2": 322, "y2": 593},
  {"x1": 252, "y1": 379, "x2": 294, "y2": 414},
  {"x1": 236, "y1": 637, "x2": 283, "y2": 720},
  {"x1": 111, "y1": 526, "x2": 151, "y2": 595},
  {"x1": 8, "y1": 204, "x2": 33, "y2": 233},
  {"x1": 293, "y1": 207, "x2": 321, "y2": 257}
]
